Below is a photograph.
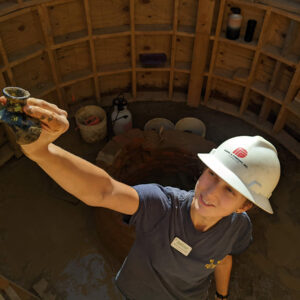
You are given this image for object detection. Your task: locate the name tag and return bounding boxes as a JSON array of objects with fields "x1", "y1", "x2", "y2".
[{"x1": 171, "y1": 237, "x2": 192, "y2": 256}]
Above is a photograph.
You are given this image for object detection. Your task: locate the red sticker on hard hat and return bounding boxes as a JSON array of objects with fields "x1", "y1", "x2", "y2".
[{"x1": 233, "y1": 148, "x2": 248, "y2": 158}]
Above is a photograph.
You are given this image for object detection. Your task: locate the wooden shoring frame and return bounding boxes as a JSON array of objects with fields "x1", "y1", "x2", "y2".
[{"x1": 0, "y1": 0, "x2": 298, "y2": 157}]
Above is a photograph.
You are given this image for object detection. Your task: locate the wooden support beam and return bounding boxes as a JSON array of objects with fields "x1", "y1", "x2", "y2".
[
  {"x1": 259, "y1": 97, "x2": 272, "y2": 120},
  {"x1": 187, "y1": 0, "x2": 215, "y2": 107},
  {"x1": 0, "y1": 38, "x2": 15, "y2": 85},
  {"x1": 203, "y1": 0, "x2": 225, "y2": 105},
  {"x1": 268, "y1": 61, "x2": 281, "y2": 93},
  {"x1": 83, "y1": 0, "x2": 101, "y2": 104},
  {"x1": 273, "y1": 64, "x2": 300, "y2": 132},
  {"x1": 37, "y1": 5, "x2": 64, "y2": 108},
  {"x1": 130, "y1": 0, "x2": 137, "y2": 100},
  {"x1": 281, "y1": 20, "x2": 297, "y2": 57},
  {"x1": 168, "y1": 0, "x2": 179, "y2": 100},
  {"x1": 0, "y1": 274, "x2": 39, "y2": 300},
  {"x1": 239, "y1": 9, "x2": 272, "y2": 114}
]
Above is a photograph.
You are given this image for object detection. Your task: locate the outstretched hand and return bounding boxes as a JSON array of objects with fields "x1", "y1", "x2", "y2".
[{"x1": 19, "y1": 97, "x2": 69, "y2": 159}]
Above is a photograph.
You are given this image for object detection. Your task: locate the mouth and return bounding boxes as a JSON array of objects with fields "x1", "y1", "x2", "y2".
[{"x1": 197, "y1": 194, "x2": 215, "y2": 208}]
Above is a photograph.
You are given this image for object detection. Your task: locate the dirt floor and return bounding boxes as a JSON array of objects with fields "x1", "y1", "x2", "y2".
[{"x1": 0, "y1": 101, "x2": 299, "y2": 299}]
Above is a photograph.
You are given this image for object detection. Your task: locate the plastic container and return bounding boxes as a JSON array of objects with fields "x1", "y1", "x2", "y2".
[
  {"x1": 226, "y1": 7, "x2": 242, "y2": 40},
  {"x1": 75, "y1": 105, "x2": 107, "y2": 143},
  {"x1": 175, "y1": 117, "x2": 206, "y2": 137},
  {"x1": 144, "y1": 118, "x2": 175, "y2": 132},
  {"x1": 111, "y1": 95, "x2": 132, "y2": 135}
]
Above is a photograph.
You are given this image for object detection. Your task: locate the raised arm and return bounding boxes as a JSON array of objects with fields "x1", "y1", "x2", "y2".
[{"x1": 6, "y1": 97, "x2": 139, "y2": 215}]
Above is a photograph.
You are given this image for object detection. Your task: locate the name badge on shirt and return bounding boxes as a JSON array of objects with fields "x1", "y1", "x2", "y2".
[{"x1": 171, "y1": 237, "x2": 192, "y2": 256}]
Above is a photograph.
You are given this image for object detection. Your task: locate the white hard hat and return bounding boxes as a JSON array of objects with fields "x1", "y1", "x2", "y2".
[{"x1": 198, "y1": 136, "x2": 280, "y2": 214}]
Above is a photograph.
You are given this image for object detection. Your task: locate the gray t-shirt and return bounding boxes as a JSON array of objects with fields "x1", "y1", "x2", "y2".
[{"x1": 116, "y1": 184, "x2": 252, "y2": 300}]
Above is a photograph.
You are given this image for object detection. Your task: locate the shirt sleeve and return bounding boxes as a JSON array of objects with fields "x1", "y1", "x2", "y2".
[
  {"x1": 230, "y1": 213, "x2": 253, "y2": 255},
  {"x1": 128, "y1": 183, "x2": 170, "y2": 233}
]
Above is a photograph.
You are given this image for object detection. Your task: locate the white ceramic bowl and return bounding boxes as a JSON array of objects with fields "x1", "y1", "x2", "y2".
[{"x1": 175, "y1": 117, "x2": 206, "y2": 137}]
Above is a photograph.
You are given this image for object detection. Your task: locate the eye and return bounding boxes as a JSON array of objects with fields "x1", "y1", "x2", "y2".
[
  {"x1": 226, "y1": 186, "x2": 235, "y2": 195},
  {"x1": 208, "y1": 169, "x2": 215, "y2": 176}
]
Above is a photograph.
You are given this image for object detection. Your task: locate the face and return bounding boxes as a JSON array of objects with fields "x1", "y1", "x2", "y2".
[{"x1": 192, "y1": 168, "x2": 251, "y2": 219}]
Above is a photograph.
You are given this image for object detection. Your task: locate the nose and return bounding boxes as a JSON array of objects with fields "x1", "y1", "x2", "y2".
[{"x1": 203, "y1": 178, "x2": 220, "y2": 201}]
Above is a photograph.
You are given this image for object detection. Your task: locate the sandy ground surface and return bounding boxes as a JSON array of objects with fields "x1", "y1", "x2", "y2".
[{"x1": 0, "y1": 101, "x2": 299, "y2": 299}]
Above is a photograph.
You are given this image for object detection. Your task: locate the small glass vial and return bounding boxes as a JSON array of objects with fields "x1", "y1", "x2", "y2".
[{"x1": 226, "y1": 7, "x2": 242, "y2": 40}]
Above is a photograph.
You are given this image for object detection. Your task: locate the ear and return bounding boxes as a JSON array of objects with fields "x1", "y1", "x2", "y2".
[{"x1": 236, "y1": 201, "x2": 253, "y2": 213}]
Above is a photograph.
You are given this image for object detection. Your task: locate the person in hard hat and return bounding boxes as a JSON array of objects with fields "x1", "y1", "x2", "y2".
[{"x1": 8, "y1": 97, "x2": 280, "y2": 300}]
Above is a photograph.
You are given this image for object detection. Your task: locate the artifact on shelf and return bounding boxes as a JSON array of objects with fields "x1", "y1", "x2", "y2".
[
  {"x1": 0, "y1": 87, "x2": 41, "y2": 145},
  {"x1": 226, "y1": 7, "x2": 242, "y2": 40},
  {"x1": 244, "y1": 19, "x2": 257, "y2": 42}
]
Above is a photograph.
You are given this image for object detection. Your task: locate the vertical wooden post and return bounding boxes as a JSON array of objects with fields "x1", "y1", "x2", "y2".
[
  {"x1": 273, "y1": 19, "x2": 300, "y2": 132},
  {"x1": 203, "y1": 0, "x2": 225, "y2": 105},
  {"x1": 168, "y1": 0, "x2": 180, "y2": 100},
  {"x1": 273, "y1": 64, "x2": 300, "y2": 132},
  {"x1": 187, "y1": 0, "x2": 215, "y2": 107},
  {"x1": 239, "y1": 9, "x2": 271, "y2": 114},
  {"x1": 0, "y1": 38, "x2": 15, "y2": 86},
  {"x1": 259, "y1": 97, "x2": 272, "y2": 120},
  {"x1": 83, "y1": 0, "x2": 101, "y2": 104},
  {"x1": 130, "y1": 0, "x2": 137, "y2": 100},
  {"x1": 37, "y1": 5, "x2": 64, "y2": 108}
]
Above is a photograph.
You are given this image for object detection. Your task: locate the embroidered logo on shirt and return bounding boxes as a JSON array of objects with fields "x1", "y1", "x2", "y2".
[{"x1": 205, "y1": 259, "x2": 221, "y2": 269}]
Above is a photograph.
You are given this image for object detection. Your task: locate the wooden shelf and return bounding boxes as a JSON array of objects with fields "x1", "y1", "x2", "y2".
[
  {"x1": 287, "y1": 101, "x2": 300, "y2": 118},
  {"x1": 218, "y1": 33, "x2": 257, "y2": 51},
  {"x1": 53, "y1": 30, "x2": 88, "y2": 47},
  {"x1": 136, "y1": 62, "x2": 170, "y2": 72},
  {"x1": 0, "y1": 1, "x2": 18, "y2": 16},
  {"x1": 174, "y1": 62, "x2": 191, "y2": 74},
  {"x1": 177, "y1": 25, "x2": 195, "y2": 37},
  {"x1": 261, "y1": 44, "x2": 298, "y2": 66},
  {"x1": 251, "y1": 80, "x2": 285, "y2": 104},
  {"x1": 97, "y1": 63, "x2": 131, "y2": 76},
  {"x1": 135, "y1": 24, "x2": 172, "y2": 35},
  {"x1": 212, "y1": 67, "x2": 247, "y2": 87},
  {"x1": 8, "y1": 43, "x2": 44, "y2": 67},
  {"x1": 30, "y1": 81, "x2": 56, "y2": 98},
  {"x1": 206, "y1": 97, "x2": 240, "y2": 116},
  {"x1": 60, "y1": 68, "x2": 93, "y2": 87},
  {"x1": 93, "y1": 25, "x2": 131, "y2": 38}
]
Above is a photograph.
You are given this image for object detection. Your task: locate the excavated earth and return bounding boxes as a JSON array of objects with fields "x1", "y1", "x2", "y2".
[{"x1": 0, "y1": 101, "x2": 299, "y2": 300}]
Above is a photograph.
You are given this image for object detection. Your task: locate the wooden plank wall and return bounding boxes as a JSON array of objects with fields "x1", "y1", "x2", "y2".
[{"x1": 0, "y1": 0, "x2": 299, "y2": 161}]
